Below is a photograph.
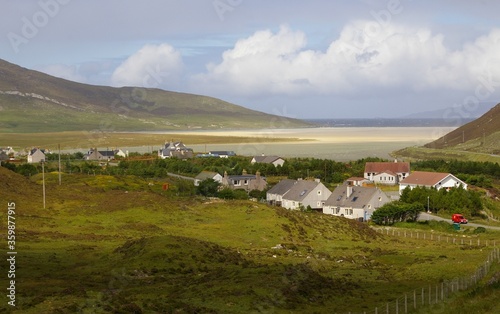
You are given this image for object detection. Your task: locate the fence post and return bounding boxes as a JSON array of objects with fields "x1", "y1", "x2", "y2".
[
  {"x1": 386, "y1": 302, "x2": 389, "y2": 314},
  {"x1": 396, "y1": 298, "x2": 399, "y2": 314},
  {"x1": 414, "y1": 290, "x2": 417, "y2": 310},
  {"x1": 421, "y1": 287, "x2": 424, "y2": 305},
  {"x1": 435, "y1": 285, "x2": 438, "y2": 303},
  {"x1": 441, "y1": 282, "x2": 444, "y2": 301},
  {"x1": 405, "y1": 294, "x2": 408, "y2": 314},
  {"x1": 429, "y1": 285, "x2": 431, "y2": 304}
]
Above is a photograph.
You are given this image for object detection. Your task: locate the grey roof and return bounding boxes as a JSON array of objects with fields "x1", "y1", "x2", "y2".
[
  {"x1": 325, "y1": 184, "x2": 384, "y2": 208},
  {"x1": 99, "y1": 150, "x2": 115, "y2": 157},
  {"x1": 228, "y1": 174, "x2": 265, "y2": 181},
  {"x1": 29, "y1": 148, "x2": 45, "y2": 155},
  {"x1": 195, "y1": 171, "x2": 220, "y2": 180},
  {"x1": 267, "y1": 179, "x2": 296, "y2": 195},
  {"x1": 283, "y1": 180, "x2": 320, "y2": 202},
  {"x1": 253, "y1": 155, "x2": 282, "y2": 163}
]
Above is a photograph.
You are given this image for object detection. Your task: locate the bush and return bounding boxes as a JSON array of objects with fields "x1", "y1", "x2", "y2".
[{"x1": 473, "y1": 227, "x2": 487, "y2": 234}]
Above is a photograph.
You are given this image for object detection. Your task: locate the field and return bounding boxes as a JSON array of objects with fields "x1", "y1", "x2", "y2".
[{"x1": 1, "y1": 167, "x2": 499, "y2": 313}]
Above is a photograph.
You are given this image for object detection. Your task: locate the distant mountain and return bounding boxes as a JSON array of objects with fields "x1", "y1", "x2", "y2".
[
  {"x1": 0, "y1": 59, "x2": 311, "y2": 133},
  {"x1": 424, "y1": 103, "x2": 500, "y2": 154},
  {"x1": 400, "y1": 103, "x2": 494, "y2": 120}
]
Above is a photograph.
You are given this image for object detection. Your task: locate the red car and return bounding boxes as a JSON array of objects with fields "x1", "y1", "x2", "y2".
[{"x1": 452, "y1": 214, "x2": 468, "y2": 224}]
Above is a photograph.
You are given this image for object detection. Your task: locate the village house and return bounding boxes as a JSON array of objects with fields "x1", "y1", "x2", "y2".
[
  {"x1": 158, "y1": 141, "x2": 193, "y2": 159},
  {"x1": 194, "y1": 171, "x2": 223, "y2": 186},
  {"x1": 251, "y1": 155, "x2": 285, "y2": 167},
  {"x1": 323, "y1": 183, "x2": 391, "y2": 221},
  {"x1": 0, "y1": 151, "x2": 9, "y2": 163},
  {"x1": 278, "y1": 179, "x2": 332, "y2": 211},
  {"x1": 266, "y1": 179, "x2": 297, "y2": 206},
  {"x1": 399, "y1": 171, "x2": 468, "y2": 194},
  {"x1": 114, "y1": 149, "x2": 127, "y2": 158},
  {"x1": 84, "y1": 148, "x2": 115, "y2": 161},
  {"x1": 221, "y1": 170, "x2": 267, "y2": 192},
  {"x1": 27, "y1": 148, "x2": 46, "y2": 163},
  {"x1": 364, "y1": 161, "x2": 410, "y2": 185}
]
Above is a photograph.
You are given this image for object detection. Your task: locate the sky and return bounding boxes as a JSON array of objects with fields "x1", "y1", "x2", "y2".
[{"x1": 1, "y1": 0, "x2": 500, "y2": 119}]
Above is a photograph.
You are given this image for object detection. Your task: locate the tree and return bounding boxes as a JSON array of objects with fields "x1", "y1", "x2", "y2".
[{"x1": 196, "y1": 178, "x2": 220, "y2": 197}]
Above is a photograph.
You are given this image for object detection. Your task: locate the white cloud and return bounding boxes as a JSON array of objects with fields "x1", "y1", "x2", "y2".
[
  {"x1": 111, "y1": 44, "x2": 184, "y2": 88},
  {"x1": 193, "y1": 23, "x2": 500, "y2": 98}
]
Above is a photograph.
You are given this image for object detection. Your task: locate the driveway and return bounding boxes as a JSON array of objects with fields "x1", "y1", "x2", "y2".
[{"x1": 418, "y1": 212, "x2": 500, "y2": 231}]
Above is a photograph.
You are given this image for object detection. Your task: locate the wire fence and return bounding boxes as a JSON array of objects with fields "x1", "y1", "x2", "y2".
[
  {"x1": 349, "y1": 228, "x2": 500, "y2": 314},
  {"x1": 374, "y1": 227, "x2": 497, "y2": 247}
]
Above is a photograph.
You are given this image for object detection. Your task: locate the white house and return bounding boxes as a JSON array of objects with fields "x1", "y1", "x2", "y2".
[
  {"x1": 280, "y1": 179, "x2": 332, "y2": 210},
  {"x1": 158, "y1": 141, "x2": 193, "y2": 159},
  {"x1": 364, "y1": 161, "x2": 410, "y2": 185},
  {"x1": 266, "y1": 179, "x2": 297, "y2": 206},
  {"x1": 27, "y1": 148, "x2": 46, "y2": 163},
  {"x1": 399, "y1": 171, "x2": 468, "y2": 194},
  {"x1": 251, "y1": 155, "x2": 285, "y2": 167},
  {"x1": 194, "y1": 171, "x2": 223, "y2": 186},
  {"x1": 323, "y1": 184, "x2": 391, "y2": 221}
]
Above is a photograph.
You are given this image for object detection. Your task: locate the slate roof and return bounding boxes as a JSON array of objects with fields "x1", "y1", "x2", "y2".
[
  {"x1": 365, "y1": 162, "x2": 410, "y2": 174},
  {"x1": 283, "y1": 180, "x2": 320, "y2": 202},
  {"x1": 195, "y1": 171, "x2": 220, "y2": 181},
  {"x1": 267, "y1": 179, "x2": 297, "y2": 195},
  {"x1": 252, "y1": 155, "x2": 282, "y2": 163},
  {"x1": 399, "y1": 171, "x2": 451, "y2": 186},
  {"x1": 99, "y1": 150, "x2": 115, "y2": 157},
  {"x1": 325, "y1": 184, "x2": 384, "y2": 207},
  {"x1": 228, "y1": 174, "x2": 264, "y2": 181}
]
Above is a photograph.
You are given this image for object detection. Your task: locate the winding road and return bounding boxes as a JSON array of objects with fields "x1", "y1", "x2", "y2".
[{"x1": 418, "y1": 212, "x2": 500, "y2": 231}]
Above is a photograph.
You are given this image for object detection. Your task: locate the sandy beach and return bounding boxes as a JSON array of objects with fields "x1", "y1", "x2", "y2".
[{"x1": 163, "y1": 126, "x2": 455, "y2": 161}]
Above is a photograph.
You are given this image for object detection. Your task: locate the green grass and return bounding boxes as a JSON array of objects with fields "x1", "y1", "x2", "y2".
[
  {"x1": 392, "y1": 146, "x2": 500, "y2": 163},
  {"x1": 1, "y1": 169, "x2": 498, "y2": 313}
]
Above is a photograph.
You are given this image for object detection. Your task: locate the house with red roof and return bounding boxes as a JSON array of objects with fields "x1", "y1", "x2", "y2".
[
  {"x1": 399, "y1": 171, "x2": 467, "y2": 194},
  {"x1": 364, "y1": 161, "x2": 410, "y2": 185}
]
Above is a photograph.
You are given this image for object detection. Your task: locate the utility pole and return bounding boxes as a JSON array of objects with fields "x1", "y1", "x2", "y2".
[
  {"x1": 427, "y1": 195, "x2": 430, "y2": 213},
  {"x1": 58, "y1": 144, "x2": 61, "y2": 185},
  {"x1": 42, "y1": 161, "x2": 46, "y2": 209}
]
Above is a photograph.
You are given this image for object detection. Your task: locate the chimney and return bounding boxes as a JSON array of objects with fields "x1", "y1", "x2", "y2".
[
  {"x1": 346, "y1": 185, "x2": 353, "y2": 198},
  {"x1": 242, "y1": 169, "x2": 247, "y2": 175},
  {"x1": 256, "y1": 171, "x2": 261, "y2": 179},
  {"x1": 315, "y1": 178, "x2": 320, "y2": 183}
]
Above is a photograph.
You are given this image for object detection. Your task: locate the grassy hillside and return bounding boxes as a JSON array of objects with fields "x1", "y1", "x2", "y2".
[
  {"x1": 0, "y1": 167, "x2": 498, "y2": 313},
  {"x1": 424, "y1": 103, "x2": 500, "y2": 154},
  {"x1": 392, "y1": 103, "x2": 500, "y2": 162},
  {"x1": 0, "y1": 59, "x2": 311, "y2": 132}
]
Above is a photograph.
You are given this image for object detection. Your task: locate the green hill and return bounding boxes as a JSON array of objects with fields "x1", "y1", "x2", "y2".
[
  {"x1": 0, "y1": 59, "x2": 311, "y2": 133},
  {"x1": 0, "y1": 167, "x2": 497, "y2": 313},
  {"x1": 424, "y1": 103, "x2": 500, "y2": 154}
]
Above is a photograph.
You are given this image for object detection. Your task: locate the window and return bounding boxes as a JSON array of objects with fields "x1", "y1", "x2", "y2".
[
  {"x1": 244, "y1": 180, "x2": 248, "y2": 185},
  {"x1": 317, "y1": 190, "x2": 321, "y2": 195},
  {"x1": 233, "y1": 180, "x2": 240, "y2": 186}
]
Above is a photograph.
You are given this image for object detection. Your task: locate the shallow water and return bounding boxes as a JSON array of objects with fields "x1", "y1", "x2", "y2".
[{"x1": 132, "y1": 126, "x2": 455, "y2": 161}]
